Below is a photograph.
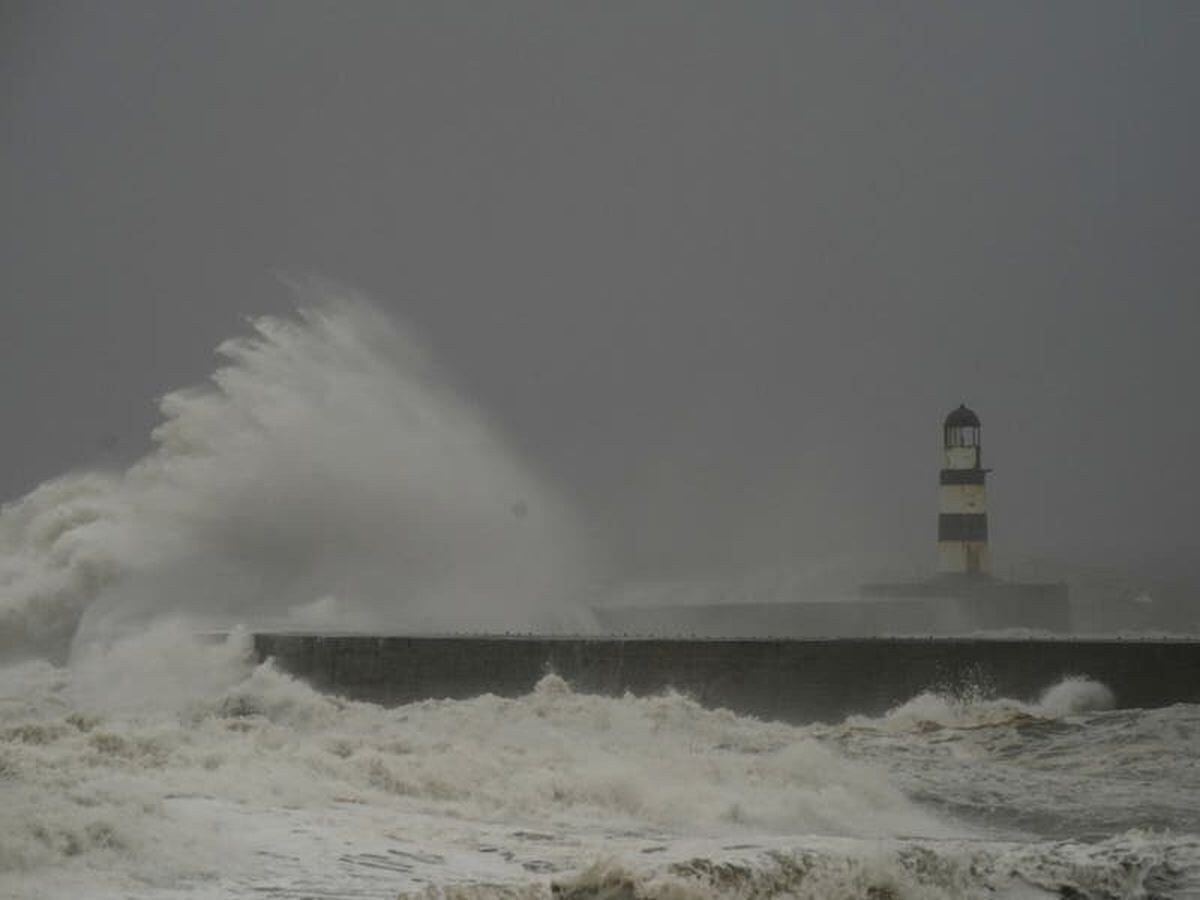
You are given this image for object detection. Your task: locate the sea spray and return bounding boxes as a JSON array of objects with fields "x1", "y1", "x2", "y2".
[
  {"x1": 1036, "y1": 675, "x2": 1115, "y2": 716},
  {"x1": 0, "y1": 472, "x2": 128, "y2": 661},
  {"x1": 0, "y1": 288, "x2": 594, "y2": 660}
]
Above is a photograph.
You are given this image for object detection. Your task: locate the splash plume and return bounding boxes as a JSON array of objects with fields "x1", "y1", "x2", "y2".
[{"x1": 0, "y1": 287, "x2": 593, "y2": 660}]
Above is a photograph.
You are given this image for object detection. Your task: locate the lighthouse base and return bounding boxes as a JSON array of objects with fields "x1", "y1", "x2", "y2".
[
  {"x1": 857, "y1": 577, "x2": 1070, "y2": 634},
  {"x1": 590, "y1": 579, "x2": 1071, "y2": 638}
]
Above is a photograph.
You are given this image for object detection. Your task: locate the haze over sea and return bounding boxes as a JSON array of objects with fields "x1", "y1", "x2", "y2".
[{"x1": 1, "y1": 298, "x2": 1197, "y2": 898}]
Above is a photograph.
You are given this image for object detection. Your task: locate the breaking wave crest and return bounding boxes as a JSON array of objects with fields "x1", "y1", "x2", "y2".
[
  {"x1": 844, "y1": 675, "x2": 1116, "y2": 732},
  {"x1": 0, "y1": 288, "x2": 594, "y2": 660}
]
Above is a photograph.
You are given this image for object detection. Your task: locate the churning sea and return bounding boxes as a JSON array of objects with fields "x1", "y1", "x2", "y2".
[{"x1": 1, "y1": 624, "x2": 1197, "y2": 900}]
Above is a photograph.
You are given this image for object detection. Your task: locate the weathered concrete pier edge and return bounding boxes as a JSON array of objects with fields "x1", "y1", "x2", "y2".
[{"x1": 252, "y1": 634, "x2": 1200, "y2": 724}]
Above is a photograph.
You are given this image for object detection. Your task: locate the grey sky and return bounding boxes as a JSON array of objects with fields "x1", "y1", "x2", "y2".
[{"x1": 2, "y1": 2, "x2": 1198, "y2": 581}]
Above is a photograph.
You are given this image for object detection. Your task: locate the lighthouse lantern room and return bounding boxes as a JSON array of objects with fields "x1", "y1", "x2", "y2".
[{"x1": 937, "y1": 404, "x2": 990, "y2": 577}]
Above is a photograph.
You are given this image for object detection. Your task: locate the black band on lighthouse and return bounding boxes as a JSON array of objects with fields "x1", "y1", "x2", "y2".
[
  {"x1": 938, "y1": 513, "x2": 988, "y2": 542},
  {"x1": 939, "y1": 469, "x2": 986, "y2": 486}
]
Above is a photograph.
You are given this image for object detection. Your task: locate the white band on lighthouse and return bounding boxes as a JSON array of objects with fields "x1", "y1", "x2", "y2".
[{"x1": 938, "y1": 484, "x2": 986, "y2": 515}]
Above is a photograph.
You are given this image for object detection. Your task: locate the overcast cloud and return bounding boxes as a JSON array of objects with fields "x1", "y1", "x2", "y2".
[{"x1": 2, "y1": 2, "x2": 1198, "y2": 583}]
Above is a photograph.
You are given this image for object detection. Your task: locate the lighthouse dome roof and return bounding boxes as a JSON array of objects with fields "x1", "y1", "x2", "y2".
[{"x1": 944, "y1": 404, "x2": 981, "y2": 428}]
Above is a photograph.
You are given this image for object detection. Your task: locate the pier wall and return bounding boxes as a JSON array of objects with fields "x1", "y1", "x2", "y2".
[{"x1": 253, "y1": 634, "x2": 1200, "y2": 724}]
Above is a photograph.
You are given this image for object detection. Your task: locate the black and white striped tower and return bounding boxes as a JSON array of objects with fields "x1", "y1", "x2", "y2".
[{"x1": 937, "y1": 404, "x2": 990, "y2": 577}]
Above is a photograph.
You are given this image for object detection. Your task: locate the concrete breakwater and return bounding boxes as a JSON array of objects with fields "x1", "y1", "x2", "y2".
[{"x1": 252, "y1": 634, "x2": 1200, "y2": 724}]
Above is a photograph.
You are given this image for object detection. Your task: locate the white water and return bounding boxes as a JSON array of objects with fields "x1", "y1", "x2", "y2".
[
  {"x1": 2, "y1": 630, "x2": 1196, "y2": 899},
  {"x1": 0, "y1": 291, "x2": 593, "y2": 661}
]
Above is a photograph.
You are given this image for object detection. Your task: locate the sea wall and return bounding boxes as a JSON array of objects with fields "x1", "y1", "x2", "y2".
[{"x1": 253, "y1": 634, "x2": 1200, "y2": 724}]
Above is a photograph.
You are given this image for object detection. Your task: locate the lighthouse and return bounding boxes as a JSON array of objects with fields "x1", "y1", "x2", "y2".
[
  {"x1": 857, "y1": 404, "x2": 1067, "y2": 631},
  {"x1": 937, "y1": 404, "x2": 990, "y2": 577}
]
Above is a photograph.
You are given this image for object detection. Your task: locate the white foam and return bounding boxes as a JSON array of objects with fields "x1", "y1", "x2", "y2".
[
  {"x1": 1035, "y1": 676, "x2": 1115, "y2": 717},
  {"x1": 4, "y1": 636, "x2": 1199, "y2": 898},
  {"x1": 0, "y1": 288, "x2": 594, "y2": 660}
]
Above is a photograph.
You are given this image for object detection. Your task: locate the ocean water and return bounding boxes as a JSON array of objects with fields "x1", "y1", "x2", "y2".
[
  {"x1": 1, "y1": 626, "x2": 1198, "y2": 899},
  {"x1": 1, "y1": 292, "x2": 1197, "y2": 898}
]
